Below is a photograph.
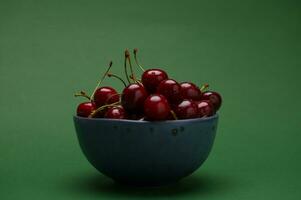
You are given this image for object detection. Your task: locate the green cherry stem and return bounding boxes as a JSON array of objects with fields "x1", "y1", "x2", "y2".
[
  {"x1": 129, "y1": 75, "x2": 142, "y2": 84},
  {"x1": 200, "y1": 83, "x2": 209, "y2": 92},
  {"x1": 107, "y1": 73, "x2": 127, "y2": 87},
  {"x1": 124, "y1": 50, "x2": 131, "y2": 84},
  {"x1": 170, "y1": 110, "x2": 178, "y2": 120},
  {"x1": 133, "y1": 48, "x2": 145, "y2": 72},
  {"x1": 88, "y1": 101, "x2": 120, "y2": 118},
  {"x1": 125, "y1": 49, "x2": 137, "y2": 82},
  {"x1": 74, "y1": 91, "x2": 91, "y2": 100},
  {"x1": 91, "y1": 61, "x2": 113, "y2": 101}
]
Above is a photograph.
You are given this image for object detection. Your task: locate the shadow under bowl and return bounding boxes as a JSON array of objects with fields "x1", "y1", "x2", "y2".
[{"x1": 73, "y1": 114, "x2": 219, "y2": 186}]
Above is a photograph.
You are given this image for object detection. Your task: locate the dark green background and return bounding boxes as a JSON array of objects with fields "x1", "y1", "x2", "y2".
[{"x1": 0, "y1": 0, "x2": 300, "y2": 199}]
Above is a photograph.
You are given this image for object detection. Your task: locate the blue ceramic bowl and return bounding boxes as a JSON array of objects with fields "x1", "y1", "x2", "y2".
[{"x1": 73, "y1": 114, "x2": 219, "y2": 186}]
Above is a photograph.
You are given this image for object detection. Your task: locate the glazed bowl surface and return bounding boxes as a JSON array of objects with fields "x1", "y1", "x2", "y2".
[{"x1": 73, "y1": 115, "x2": 219, "y2": 186}]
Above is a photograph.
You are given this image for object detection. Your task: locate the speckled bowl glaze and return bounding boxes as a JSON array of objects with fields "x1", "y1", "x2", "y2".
[{"x1": 73, "y1": 114, "x2": 219, "y2": 186}]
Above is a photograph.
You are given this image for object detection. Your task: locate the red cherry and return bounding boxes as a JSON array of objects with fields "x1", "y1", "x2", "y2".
[
  {"x1": 180, "y1": 82, "x2": 202, "y2": 101},
  {"x1": 93, "y1": 108, "x2": 107, "y2": 118},
  {"x1": 196, "y1": 100, "x2": 214, "y2": 117},
  {"x1": 93, "y1": 86, "x2": 119, "y2": 108},
  {"x1": 76, "y1": 102, "x2": 96, "y2": 117},
  {"x1": 121, "y1": 83, "x2": 148, "y2": 113},
  {"x1": 144, "y1": 94, "x2": 171, "y2": 121},
  {"x1": 142, "y1": 69, "x2": 168, "y2": 93},
  {"x1": 157, "y1": 79, "x2": 182, "y2": 105},
  {"x1": 104, "y1": 106, "x2": 126, "y2": 119},
  {"x1": 202, "y1": 91, "x2": 222, "y2": 111},
  {"x1": 175, "y1": 100, "x2": 199, "y2": 119}
]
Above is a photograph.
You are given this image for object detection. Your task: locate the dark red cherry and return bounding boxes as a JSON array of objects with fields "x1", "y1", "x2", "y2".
[
  {"x1": 196, "y1": 100, "x2": 214, "y2": 117},
  {"x1": 121, "y1": 83, "x2": 148, "y2": 113},
  {"x1": 141, "y1": 69, "x2": 168, "y2": 93},
  {"x1": 157, "y1": 79, "x2": 182, "y2": 104},
  {"x1": 93, "y1": 108, "x2": 107, "y2": 118},
  {"x1": 202, "y1": 91, "x2": 222, "y2": 111},
  {"x1": 76, "y1": 102, "x2": 96, "y2": 117},
  {"x1": 180, "y1": 82, "x2": 202, "y2": 101},
  {"x1": 144, "y1": 94, "x2": 171, "y2": 121},
  {"x1": 104, "y1": 106, "x2": 126, "y2": 119},
  {"x1": 175, "y1": 100, "x2": 199, "y2": 119},
  {"x1": 93, "y1": 86, "x2": 119, "y2": 108}
]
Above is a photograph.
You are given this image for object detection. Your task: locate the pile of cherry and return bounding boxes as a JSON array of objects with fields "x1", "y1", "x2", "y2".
[{"x1": 75, "y1": 49, "x2": 222, "y2": 121}]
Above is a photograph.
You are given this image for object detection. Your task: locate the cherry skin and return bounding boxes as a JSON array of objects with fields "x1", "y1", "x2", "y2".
[
  {"x1": 94, "y1": 108, "x2": 108, "y2": 118},
  {"x1": 104, "y1": 106, "x2": 126, "y2": 119},
  {"x1": 202, "y1": 91, "x2": 222, "y2": 111},
  {"x1": 141, "y1": 69, "x2": 168, "y2": 93},
  {"x1": 175, "y1": 100, "x2": 199, "y2": 119},
  {"x1": 157, "y1": 79, "x2": 182, "y2": 105},
  {"x1": 76, "y1": 102, "x2": 96, "y2": 117},
  {"x1": 196, "y1": 100, "x2": 214, "y2": 117},
  {"x1": 180, "y1": 82, "x2": 202, "y2": 101},
  {"x1": 93, "y1": 86, "x2": 119, "y2": 108},
  {"x1": 121, "y1": 83, "x2": 148, "y2": 113},
  {"x1": 144, "y1": 94, "x2": 171, "y2": 121}
]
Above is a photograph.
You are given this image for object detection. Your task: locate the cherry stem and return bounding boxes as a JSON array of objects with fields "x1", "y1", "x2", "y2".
[
  {"x1": 200, "y1": 83, "x2": 209, "y2": 92},
  {"x1": 133, "y1": 48, "x2": 145, "y2": 72},
  {"x1": 74, "y1": 91, "x2": 91, "y2": 100},
  {"x1": 125, "y1": 49, "x2": 137, "y2": 83},
  {"x1": 129, "y1": 75, "x2": 142, "y2": 84},
  {"x1": 170, "y1": 110, "x2": 178, "y2": 120},
  {"x1": 88, "y1": 101, "x2": 120, "y2": 118},
  {"x1": 91, "y1": 61, "x2": 113, "y2": 100},
  {"x1": 124, "y1": 50, "x2": 131, "y2": 84},
  {"x1": 107, "y1": 73, "x2": 127, "y2": 87}
]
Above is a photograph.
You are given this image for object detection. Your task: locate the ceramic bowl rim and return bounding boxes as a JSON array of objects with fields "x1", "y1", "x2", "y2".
[{"x1": 73, "y1": 113, "x2": 218, "y2": 124}]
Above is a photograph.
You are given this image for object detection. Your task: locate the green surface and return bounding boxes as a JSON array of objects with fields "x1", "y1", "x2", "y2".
[{"x1": 0, "y1": 0, "x2": 300, "y2": 199}]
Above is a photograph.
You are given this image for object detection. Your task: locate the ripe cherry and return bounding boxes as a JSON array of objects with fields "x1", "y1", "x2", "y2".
[
  {"x1": 144, "y1": 94, "x2": 171, "y2": 121},
  {"x1": 196, "y1": 100, "x2": 214, "y2": 117},
  {"x1": 104, "y1": 106, "x2": 126, "y2": 119},
  {"x1": 157, "y1": 79, "x2": 182, "y2": 105},
  {"x1": 93, "y1": 86, "x2": 119, "y2": 108},
  {"x1": 142, "y1": 69, "x2": 168, "y2": 93},
  {"x1": 180, "y1": 82, "x2": 202, "y2": 101},
  {"x1": 202, "y1": 91, "x2": 222, "y2": 111},
  {"x1": 76, "y1": 102, "x2": 96, "y2": 117},
  {"x1": 175, "y1": 100, "x2": 199, "y2": 119},
  {"x1": 121, "y1": 83, "x2": 148, "y2": 113}
]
